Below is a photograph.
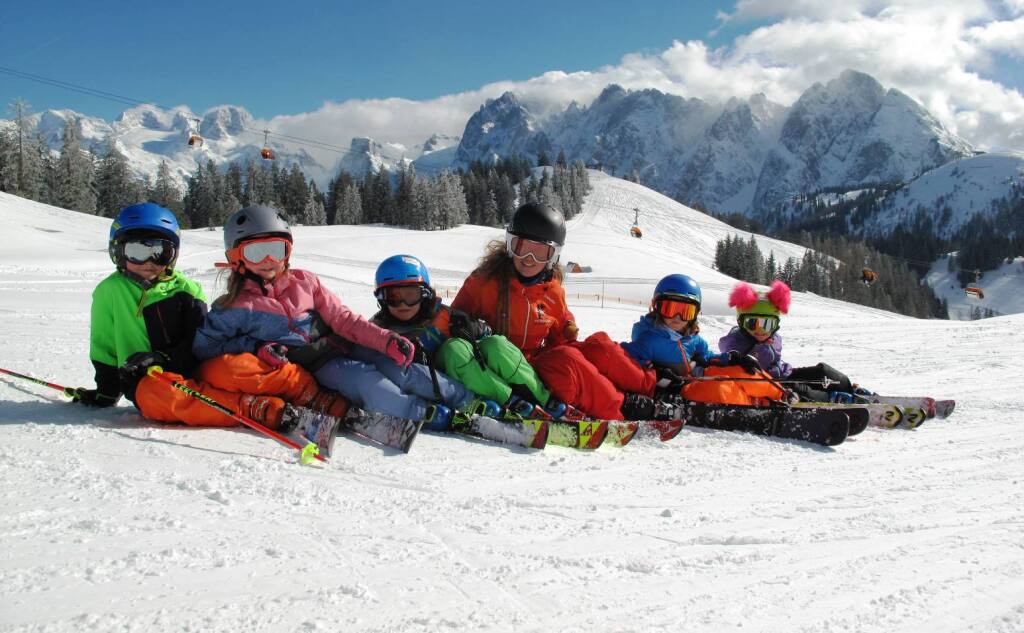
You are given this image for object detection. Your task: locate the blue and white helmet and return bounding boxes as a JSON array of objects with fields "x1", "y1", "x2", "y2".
[{"x1": 374, "y1": 254, "x2": 435, "y2": 307}]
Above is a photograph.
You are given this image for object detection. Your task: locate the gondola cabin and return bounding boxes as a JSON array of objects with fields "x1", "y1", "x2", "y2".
[
  {"x1": 261, "y1": 147, "x2": 275, "y2": 160},
  {"x1": 861, "y1": 268, "x2": 877, "y2": 285},
  {"x1": 630, "y1": 226, "x2": 642, "y2": 238},
  {"x1": 187, "y1": 133, "x2": 203, "y2": 147},
  {"x1": 965, "y1": 285, "x2": 985, "y2": 300}
]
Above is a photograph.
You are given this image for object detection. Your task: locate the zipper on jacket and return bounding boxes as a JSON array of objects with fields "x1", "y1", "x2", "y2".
[{"x1": 519, "y1": 287, "x2": 530, "y2": 349}]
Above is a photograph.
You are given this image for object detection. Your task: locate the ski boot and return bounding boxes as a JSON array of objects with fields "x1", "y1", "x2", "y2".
[
  {"x1": 503, "y1": 394, "x2": 545, "y2": 419},
  {"x1": 623, "y1": 393, "x2": 687, "y2": 421},
  {"x1": 461, "y1": 397, "x2": 502, "y2": 418},
  {"x1": 279, "y1": 404, "x2": 340, "y2": 458},
  {"x1": 828, "y1": 391, "x2": 855, "y2": 404},
  {"x1": 422, "y1": 404, "x2": 453, "y2": 431}
]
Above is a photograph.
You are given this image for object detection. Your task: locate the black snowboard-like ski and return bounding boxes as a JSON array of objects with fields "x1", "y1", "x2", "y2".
[{"x1": 682, "y1": 402, "x2": 851, "y2": 446}]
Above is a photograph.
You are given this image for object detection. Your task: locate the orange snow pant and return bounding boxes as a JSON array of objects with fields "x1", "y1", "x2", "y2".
[
  {"x1": 133, "y1": 353, "x2": 322, "y2": 427},
  {"x1": 681, "y1": 366, "x2": 786, "y2": 406}
]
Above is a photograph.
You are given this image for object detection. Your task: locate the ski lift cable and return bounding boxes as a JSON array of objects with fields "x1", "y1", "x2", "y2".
[{"x1": 0, "y1": 64, "x2": 361, "y2": 157}]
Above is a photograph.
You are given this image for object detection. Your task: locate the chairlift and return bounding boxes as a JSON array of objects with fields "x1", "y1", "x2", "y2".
[
  {"x1": 187, "y1": 118, "x2": 203, "y2": 147},
  {"x1": 630, "y1": 207, "x2": 643, "y2": 238},
  {"x1": 965, "y1": 285, "x2": 985, "y2": 300},
  {"x1": 260, "y1": 130, "x2": 275, "y2": 160}
]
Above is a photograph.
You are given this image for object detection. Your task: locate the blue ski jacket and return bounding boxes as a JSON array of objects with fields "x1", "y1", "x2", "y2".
[{"x1": 620, "y1": 314, "x2": 729, "y2": 376}]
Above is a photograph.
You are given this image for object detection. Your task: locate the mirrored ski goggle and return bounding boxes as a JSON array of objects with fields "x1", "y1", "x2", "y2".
[
  {"x1": 656, "y1": 298, "x2": 698, "y2": 321},
  {"x1": 741, "y1": 315, "x2": 779, "y2": 334},
  {"x1": 229, "y1": 237, "x2": 291, "y2": 266},
  {"x1": 506, "y1": 234, "x2": 561, "y2": 265},
  {"x1": 122, "y1": 238, "x2": 177, "y2": 266},
  {"x1": 375, "y1": 284, "x2": 431, "y2": 307}
]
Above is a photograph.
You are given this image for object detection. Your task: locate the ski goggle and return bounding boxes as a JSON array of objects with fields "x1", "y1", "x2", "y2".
[
  {"x1": 741, "y1": 315, "x2": 779, "y2": 334},
  {"x1": 375, "y1": 284, "x2": 432, "y2": 307},
  {"x1": 655, "y1": 297, "x2": 698, "y2": 321},
  {"x1": 228, "y1": 237, "x2": 292, "y2": 266},
  {"x1": 506, "y1": 234, "x2": 561, "y2": 265},
  {"x1": 122, "y1": 238, "x2": 177, "y2": 266}
]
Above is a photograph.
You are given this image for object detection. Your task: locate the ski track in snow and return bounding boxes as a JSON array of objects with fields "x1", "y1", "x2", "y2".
[{"x1": 2, "y1": 179, "x2": 1023, "y2": 632}]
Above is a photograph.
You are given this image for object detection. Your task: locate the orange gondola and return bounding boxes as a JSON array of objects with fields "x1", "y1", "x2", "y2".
[
  {"x1": 260, "y1": 129, "x2": 275, "y2": 160},
  {"x1": 861, "y1": 267, "x2": 877, "y2": 285},
  {"x1": 187, "y1": 117, "x2": 203, "y2": 147}
]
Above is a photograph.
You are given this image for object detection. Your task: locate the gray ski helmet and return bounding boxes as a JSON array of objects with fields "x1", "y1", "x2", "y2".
[{"x1": 223, "y1": 205, "x2": 292, "y2": 249}]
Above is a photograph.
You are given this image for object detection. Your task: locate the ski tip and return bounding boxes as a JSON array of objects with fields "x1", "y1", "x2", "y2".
[{"x1": 401, "y1": 419, "x2": 426, "y2": 453}]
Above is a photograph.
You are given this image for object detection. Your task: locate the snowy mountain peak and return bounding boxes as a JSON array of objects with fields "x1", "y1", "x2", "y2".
[{"x1": 198, "y1": 105, "x2": 254, "y2": 141}]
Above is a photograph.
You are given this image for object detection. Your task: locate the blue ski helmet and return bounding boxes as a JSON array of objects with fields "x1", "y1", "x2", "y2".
[
  {"x1": 653, "y1": 274, "x2": 702, "y2": 306},
  {"x1": 374, "y1": 255, "x2": 435, "y2": 308},
  {"x1": 108, "y1": 203, "x2": 181, "y2": 268}
]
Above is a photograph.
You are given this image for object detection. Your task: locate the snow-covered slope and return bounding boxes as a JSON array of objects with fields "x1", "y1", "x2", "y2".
[
  {"x1": 2, "y1": 174, "x2": 1022, "y2": 632},
  {"x1": 926, "y1": 254, "x2": 1024, "y2": 318},
  {"x1": 860, "y1": 152, "x2": 1024, "y2": 237}
]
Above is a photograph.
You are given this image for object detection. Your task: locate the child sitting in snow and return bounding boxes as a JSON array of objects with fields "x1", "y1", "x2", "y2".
[
  {"x1": 73, "y1": 203, "x2": 340, "y2": 453},
  {"x1": 719, "y1": 280, "x2": 858, "y2": 403},
  {"x1": 193, "y1": 205, "x2": 477, "y2": 431},
  {"x1": 369, "y1": 254, "x2": 556, "y2": 423}
]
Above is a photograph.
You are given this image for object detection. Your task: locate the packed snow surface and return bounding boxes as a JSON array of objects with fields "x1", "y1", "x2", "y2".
[{"x1": 1, "y1": 173, "x2": 1022, "y2": 632}]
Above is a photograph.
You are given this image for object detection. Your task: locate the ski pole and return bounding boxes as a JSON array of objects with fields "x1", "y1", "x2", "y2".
[
  {"x1": 685, "y1": 375, "x2": 837, "y2": 388},
  {"x1": 0, "y1": 367, "x2": 77, "y2": 397},
  {"x1": 145, "y1": 366, "x2": 324, "y2": 465}
]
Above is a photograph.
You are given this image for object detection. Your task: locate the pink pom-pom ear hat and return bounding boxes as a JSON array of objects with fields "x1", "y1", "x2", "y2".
[{"x1": 728, "y1": 280, "x2": 791, "y2": 317}]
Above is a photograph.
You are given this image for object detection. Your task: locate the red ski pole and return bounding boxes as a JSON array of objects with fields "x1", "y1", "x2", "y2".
[
  {"x1": 0, "y1": 367, "x2": 77, "y2": 397},
  {"x1": 145, "y1": 366, "x2": 324, "y2": 464}
]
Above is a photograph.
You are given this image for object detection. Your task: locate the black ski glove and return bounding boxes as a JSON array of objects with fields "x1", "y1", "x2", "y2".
[
  {"x1": 69, "y1": 387, "x2": 118, "y2": 408},
  {"x1": 449, "y1": 312, "x2": 492, "y2": 341},
  {"x1": 655, "y1": 366, "x2": 686, "y2": 392},
  {"x1": 119, "y1": 351, "x2": 171, "y2": 384},
  {"x1": 728, "y1": 351, "x2": 761, "y2": 375}
]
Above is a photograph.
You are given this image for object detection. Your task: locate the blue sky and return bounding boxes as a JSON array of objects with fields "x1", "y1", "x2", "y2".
[
  {"x1": 0, "y1": 1, "x2": 753, "y2": 120},
  {"x1": 1, "y1": 1, "x2": 1021, "y2": 152}
]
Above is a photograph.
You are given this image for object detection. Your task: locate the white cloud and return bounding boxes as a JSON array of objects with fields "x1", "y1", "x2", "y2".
[{"x1": 266, "y1": 0, "x2": 1024, "y2": 165}]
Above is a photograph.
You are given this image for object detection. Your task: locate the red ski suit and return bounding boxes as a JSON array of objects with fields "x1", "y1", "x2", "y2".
[{"x1": 452, "y1": 272, "x2": 652, "y2": 419}]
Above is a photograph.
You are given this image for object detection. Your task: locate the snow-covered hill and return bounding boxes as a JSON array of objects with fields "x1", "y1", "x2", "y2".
[
  {"x1": 926, "y1": 254, "x2": 1024, "y2": 319},
  {"x1": 2, "y1": 173, "x2": 1022, "y2": 633}
]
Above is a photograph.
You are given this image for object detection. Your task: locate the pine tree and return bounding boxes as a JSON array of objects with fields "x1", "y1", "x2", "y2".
[
  {"x1": 149, "y1": 160, "x2": 184, "y2": 217},
  {"x1": 95, "y1": 142, "x2": 144, "y2": 217},
  {"x1": 2, "y1": 99, "x2": 44, "y2": 199},
  {"x1": 299, "y1": 181, "x2": 326, "y2": 225},
  {"x1": 56, "y1": 118, "x2": 96, "y2": 213}
]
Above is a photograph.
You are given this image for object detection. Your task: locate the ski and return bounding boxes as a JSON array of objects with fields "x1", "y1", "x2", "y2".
[
  {"x1": 450, "y1": 415, "x2": 549, "y2": 449},
  {"x1": 856, "y1": 395, "x2": 956, "y2": 419},
  {"x1": 604, "y1": 420, "x2": 640, "y2": 447},
  {"x1": 546, "y1": 419, "x2": 610, "y2": 450},
  {"x1": 340, "y1": 409, "x2": 424, "y2": 453},
  {"x1": 683, "y1": 402, "x2": 850, "y2": 446},
  {"x1": 635, "y1": 419, "x2": 686, "y2": 442},
  {"x1": 792, "y1": 403, "x2": 885, "y2": 434}
]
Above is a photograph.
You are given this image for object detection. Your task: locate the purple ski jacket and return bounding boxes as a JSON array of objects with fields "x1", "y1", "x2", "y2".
[{"x1": 718, "y1": 327, "x2": 792, "y2": 379}]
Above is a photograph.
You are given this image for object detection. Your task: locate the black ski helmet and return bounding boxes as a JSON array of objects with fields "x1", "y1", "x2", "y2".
[{"x1": 507, "y1": 202, "x2": 566, "y2": 246}]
